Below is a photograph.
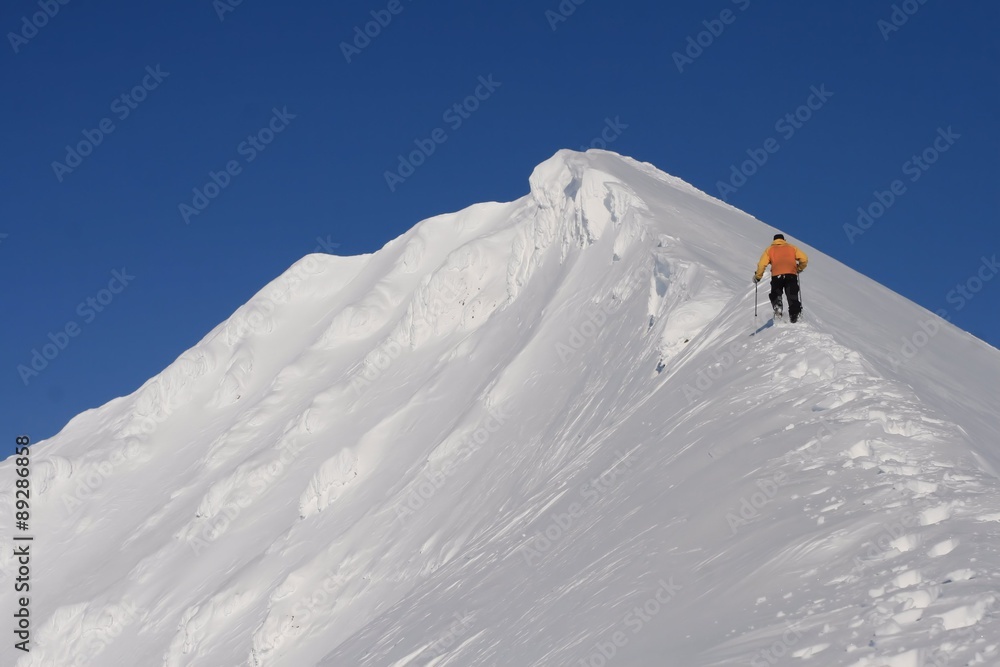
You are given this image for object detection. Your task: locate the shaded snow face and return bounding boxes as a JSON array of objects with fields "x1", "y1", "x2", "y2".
[{"x1": 3, "y1": 149, "x2": 1000, "y2": 667}]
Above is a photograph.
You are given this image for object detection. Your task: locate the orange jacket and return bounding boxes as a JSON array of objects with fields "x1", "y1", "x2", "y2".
[{"x1": 755, "y1": 239, "x2": 808, "y2": 280}]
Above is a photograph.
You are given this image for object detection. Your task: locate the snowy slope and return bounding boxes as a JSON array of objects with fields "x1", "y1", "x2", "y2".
[{"x1": 2, "y1": 150, "x2": 999, "y2": 667}]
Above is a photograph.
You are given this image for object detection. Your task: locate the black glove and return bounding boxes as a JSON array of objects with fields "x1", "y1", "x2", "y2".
[{"x1": 753, "y1": 275, "x2": 761, "y2": 284}]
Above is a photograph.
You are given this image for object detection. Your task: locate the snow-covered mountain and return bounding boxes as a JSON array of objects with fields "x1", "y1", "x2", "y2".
[{"x1": 3, "y1": 150, "x2": 999, "y2": 667}]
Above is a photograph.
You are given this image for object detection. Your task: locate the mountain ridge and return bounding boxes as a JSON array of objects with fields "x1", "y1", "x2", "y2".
[{"x1": 3, "y1": 149, "x2": 999, "y2": 667}]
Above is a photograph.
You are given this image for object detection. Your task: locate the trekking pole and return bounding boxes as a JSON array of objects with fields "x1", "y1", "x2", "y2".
[{"x1": 797, "y1": 273, "x2": 803, "y2": 319}]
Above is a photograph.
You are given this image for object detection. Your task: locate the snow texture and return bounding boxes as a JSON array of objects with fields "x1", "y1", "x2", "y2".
[{"x1": 2, "y1": 149, "x2": 999, "y2": 666}]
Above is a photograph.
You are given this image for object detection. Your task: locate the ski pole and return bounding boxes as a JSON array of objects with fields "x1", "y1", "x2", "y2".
[{"x1": 797, "y1": 273, "x2": 803, "y2": 316}]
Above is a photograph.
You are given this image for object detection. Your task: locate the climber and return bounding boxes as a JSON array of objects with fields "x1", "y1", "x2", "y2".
[{"x1": 754, "y1": 234, "x2": 809, "y2": 323}]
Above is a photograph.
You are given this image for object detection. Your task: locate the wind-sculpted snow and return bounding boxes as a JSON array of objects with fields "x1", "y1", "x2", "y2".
[
  {"x1": 3, "y1": 150, "x2": 1000, "y2": 666},
  {"x1": 298, "y1": 448, "x2": 359, "y2": 519}
]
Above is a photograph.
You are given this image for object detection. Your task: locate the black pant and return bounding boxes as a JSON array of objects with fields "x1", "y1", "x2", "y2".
[{"x1": 769, "y1": 274, "x2": 801, "y2": 321}]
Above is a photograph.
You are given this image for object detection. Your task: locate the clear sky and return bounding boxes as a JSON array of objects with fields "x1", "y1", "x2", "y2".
[{"x1": 3, "y1": 0, "x2": 997, "y2": 449}]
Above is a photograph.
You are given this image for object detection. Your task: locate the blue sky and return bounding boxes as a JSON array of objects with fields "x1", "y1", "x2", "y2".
[{"x1": 3, "y1": 0, "x2": 997, "y2": 449}]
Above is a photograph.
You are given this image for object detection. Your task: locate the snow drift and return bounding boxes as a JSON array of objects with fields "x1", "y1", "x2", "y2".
[{"x1": 2, "y1": 150, "x2": 999, "y2": 666}]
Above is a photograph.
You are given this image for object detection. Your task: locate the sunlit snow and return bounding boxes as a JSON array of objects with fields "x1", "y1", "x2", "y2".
[{"x1": 2, "y1": 150, "x2": 998, "y2": 666}]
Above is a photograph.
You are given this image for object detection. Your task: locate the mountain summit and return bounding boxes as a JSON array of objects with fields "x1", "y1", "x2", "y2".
[{"x1": 4, "y1": 150, "x2": 999, "y2": 666}]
